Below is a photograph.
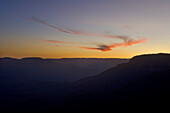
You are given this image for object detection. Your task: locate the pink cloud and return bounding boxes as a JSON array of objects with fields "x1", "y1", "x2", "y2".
[
  {"x1": 43, "y1": 40, "x2": 77, "y2": 44},
  {"x1": 44, "y1": 40, "x2": 65, "y2": 43},
  {"x1": 80, "y1": 38, "x2": 146, "y2": 52},
  {"x1": 21, "y1": 16, "x2": 147, "y2": 52}
]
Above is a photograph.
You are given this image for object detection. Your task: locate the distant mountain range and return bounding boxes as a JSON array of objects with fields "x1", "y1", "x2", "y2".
[
  {"x1": 1, "y1": 53, "x2": 170, "y2": 112},
  {"x1": 0, "y1": 57, "x2": 128, "y2": 112},
  {"x1": 0, "y1": 57, "x2": 128, "y2": 82}
]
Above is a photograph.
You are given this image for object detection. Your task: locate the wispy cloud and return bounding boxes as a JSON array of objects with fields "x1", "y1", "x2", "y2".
[
  {"x1": 80, "y1": 38, "x2": 146, "y2": 52},
  {"x1": 21, "y1": 16, "x2": 147, "y2": 52},
  {"x1": 43, "y1": 39, "x2": 77, "y2": 44},
  {"x1": 21, "y1": 16, "x2": 139, "y2": 41},
  {"x1": 21, "y1": 16, "x2": 90, "y2": 35},
  {"x1": 43, "y1": 40, "x2": 65, "y2": 43},
  {"x1": 21, "y1": 16, "x2": 58, "y2": 29}
]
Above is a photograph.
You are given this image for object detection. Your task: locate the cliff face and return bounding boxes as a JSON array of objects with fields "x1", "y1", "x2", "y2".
[
  {"x1": 56, "y1": 53, "x2": 170, "y2": 111},
  {"x1": 71, "y1": 53, "x2": 170, "y2": 93},
  {"x1": 128, "y1": 53, "x2": 170, "y2": 74}
]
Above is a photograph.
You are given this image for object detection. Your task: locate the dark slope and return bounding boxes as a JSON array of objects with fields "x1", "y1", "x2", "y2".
[
  {"x1": 56, "y1": 70, "x2": 170, "y2": 111},
  {"x1": 68, "y1": 53, "x2": 170, "y2": 94},
  {"x1": 53, "y1": 53, "x2": 170, "y2": 111},
  {"x1": 2, "y1": 53, "x2": 170, "y2": 112}
]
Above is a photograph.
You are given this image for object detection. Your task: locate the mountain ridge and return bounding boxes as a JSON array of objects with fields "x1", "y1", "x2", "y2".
[
  {"x1": 54, "y1": 53, "x2": 170, "y2": 111},
  {"x1": 2, "y1": 53, "x2": 170, "y2": 112},
  {"x1": 68, "y1": 53, "x2": 170, "y2": 94},
  {"x1": 0, "y1": 57, "x2": 129, "y2": 60}
]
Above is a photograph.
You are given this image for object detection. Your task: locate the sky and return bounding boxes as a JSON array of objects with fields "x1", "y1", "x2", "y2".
[{"x1": 1, "y1": 0, "x2": 170, "y2": 58}]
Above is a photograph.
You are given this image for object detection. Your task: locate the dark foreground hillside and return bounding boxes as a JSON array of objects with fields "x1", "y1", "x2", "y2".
[
  {"x1": 1, "y1": 53, "x2": 170, "y2": 112},
  {"x1": 53, "y1": 53, "x2": 170, "y2": 111},
  {"x1": 57, "y1": 68, "x2": 170, "y2": 111}
]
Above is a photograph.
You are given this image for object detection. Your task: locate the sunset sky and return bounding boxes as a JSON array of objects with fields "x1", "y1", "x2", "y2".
[{"x1": 1, "y1": 0, "x2": 170, "y2": 58}]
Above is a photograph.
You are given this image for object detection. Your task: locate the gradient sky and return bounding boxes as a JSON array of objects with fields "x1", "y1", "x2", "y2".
[{"x1": 1, "y1": 0, "x2": 170, "y2": 58}]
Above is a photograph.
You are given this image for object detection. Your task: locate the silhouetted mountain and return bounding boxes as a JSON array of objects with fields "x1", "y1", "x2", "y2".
[
  {"x1": 54, "y1": 53, "x2": 170, "y2": 111},
  {"x1": 56, "y1": 71, "x2": 170, "y2": 111},
  {"x1": 2, "y1": 53, "x2": 170, "y2": 112},
  {"x1": 66, "y1": 53, "x2": 170, "y2": 94}
]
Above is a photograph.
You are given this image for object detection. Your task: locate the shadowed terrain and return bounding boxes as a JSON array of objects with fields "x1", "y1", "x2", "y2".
[
  {"x1": 0, "y1": 57, "x2": 128, "y2": 112},
  {"x1": 1, "y1": 54, "x2": 170, "y2": 112},
  {"x1": 56, "y1": 53, "x2": 170, "y2": 111}
]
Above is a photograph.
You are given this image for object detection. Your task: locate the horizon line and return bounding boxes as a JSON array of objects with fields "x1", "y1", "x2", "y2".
[{"x1": 0, "y1": 53, "x2": 169, "y2": 60}]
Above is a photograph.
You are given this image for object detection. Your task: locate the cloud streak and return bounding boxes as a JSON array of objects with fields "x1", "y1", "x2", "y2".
[
  {"x1": 21, "y1": 16, "x2": 147, "y2": 52},
  {"x1": 43, "y1": 39, "x2": 77, "y2": 44},
  {"x1": 21, "y1": 16, "x2": 141, "y2": 42},
  {"x1": 43, "y1": 40, "x2": 65, "y2": 43},
  {"x1": 21, "y1": 16, "x2": 58, "y2": 29},
  {"x1": 80, "y1": 38, "x2": 146, "y2": 52},
  {"x1": 21, "y1": 16, "x2": 90, "y2": 35}
]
